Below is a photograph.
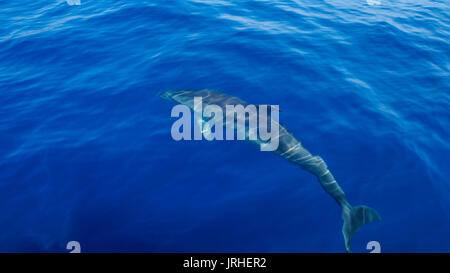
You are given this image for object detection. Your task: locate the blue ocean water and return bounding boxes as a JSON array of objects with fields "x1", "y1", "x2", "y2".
[{"x1": 0, "y1": 0, "x2": 449, "y2": 253}]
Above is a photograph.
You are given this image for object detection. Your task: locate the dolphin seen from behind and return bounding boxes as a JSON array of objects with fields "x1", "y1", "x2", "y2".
[{"x1": 160, "y1": 89, "x2": 381, "y2": 252}]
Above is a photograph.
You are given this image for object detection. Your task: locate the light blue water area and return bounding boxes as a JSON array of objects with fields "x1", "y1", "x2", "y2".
[{"x1": 0, "y1": 0, "x2": 449, "y2": 252}]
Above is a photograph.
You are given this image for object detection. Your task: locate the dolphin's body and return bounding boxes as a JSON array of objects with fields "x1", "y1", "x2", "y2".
[{"x1": 161, "y1": 89, "x2": 381, "y2": 252}]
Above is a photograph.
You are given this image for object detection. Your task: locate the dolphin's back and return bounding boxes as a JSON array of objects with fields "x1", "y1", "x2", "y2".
[{"x1": 166, "y1": 89, "x2": 316, "y2": 160}]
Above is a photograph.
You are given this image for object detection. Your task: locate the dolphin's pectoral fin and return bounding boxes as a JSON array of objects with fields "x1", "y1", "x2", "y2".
[
  {"x1": 194, "y1": 115, "x2": 214, "y2": 141},
  {"x1": 202, "y1": 122, "x2": 213, "y2": 141}
]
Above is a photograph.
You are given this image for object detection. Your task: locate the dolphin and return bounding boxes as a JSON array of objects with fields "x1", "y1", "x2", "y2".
[{"x1": 160, "y1": 89, "x2": 381, "y2": 252}]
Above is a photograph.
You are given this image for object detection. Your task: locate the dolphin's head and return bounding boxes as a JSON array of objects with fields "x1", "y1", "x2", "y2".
[
  {"x1": 158, "y1": 90, "x2": 176, "y2": 101},
  {"x1": 158, "y1": 90, "x2": 195, "y2": 101},
  {"x1": 158, "y1": 90, "x2": 199, "y2": 109}
]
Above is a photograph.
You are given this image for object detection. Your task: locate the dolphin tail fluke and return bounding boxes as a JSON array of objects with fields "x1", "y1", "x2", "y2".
[{"x1": 341, "y1": 205, "x2": 381, "y2": 252}]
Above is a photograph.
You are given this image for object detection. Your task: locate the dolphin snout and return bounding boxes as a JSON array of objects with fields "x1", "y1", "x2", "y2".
[{"x1": 158, "y1": 91, "x2": 173, "y2": 100}]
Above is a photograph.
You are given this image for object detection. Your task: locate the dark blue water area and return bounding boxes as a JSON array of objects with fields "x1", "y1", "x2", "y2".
[{"x1": 0, "y1": 0, "x2": 449, "y2": 252}]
